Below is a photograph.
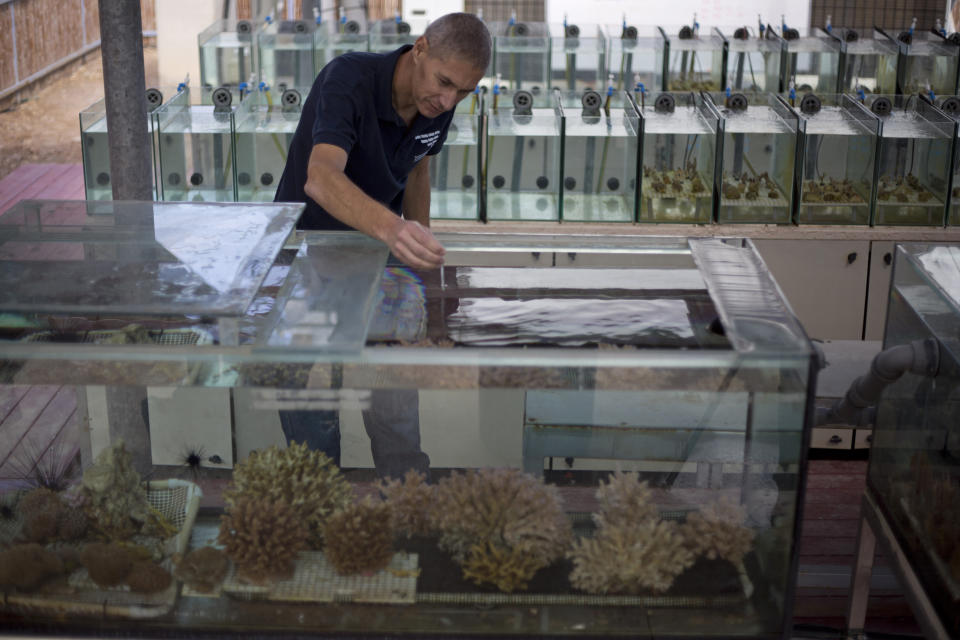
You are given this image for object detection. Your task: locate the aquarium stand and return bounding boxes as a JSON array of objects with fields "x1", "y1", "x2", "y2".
[{"x1": 845, "y1": 488, "x2": 950, "y2": 640}]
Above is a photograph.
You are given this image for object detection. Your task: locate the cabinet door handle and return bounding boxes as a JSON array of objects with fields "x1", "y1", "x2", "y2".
[
  {"x1": 846, "y1": 252, "x2": 858, "y2": 265},
  {"x1": 829, "y1": 434, "x2": 843, "y2": 444},
  {"x1": 866, "y1": 434, "x2": 873, "y2": 443},
  {"x1": 883, "y1": 252, "x2": 892, "y2": 266}
]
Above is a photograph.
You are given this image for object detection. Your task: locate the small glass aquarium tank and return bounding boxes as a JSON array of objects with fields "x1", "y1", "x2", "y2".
[
  {"x1": 79, "y1": 86, "x2": 182, "y2": 201},
  {"x1": 710, "y1": 92, "x2": 798, "y2": 223},
  {"x1": 789, "y1": 93, "x2": 880, "y2": 225},
  {"x1": 549, "y1": 22, "x2": 606, "y2": 91},
  {"x1": 198, "y1": 19, "x2": 255, "y2": 93},
  {"x1": 257, "y1": 17, "x2": 319, "y2": 91},
  {"x1": 484, "y1": 86, "x2": 562, "y2": 220},
  {"x1": 937, "y1": 95, "x2": 960, "y2": 225},
  {"x1": 154, "y1": 86, "x2": 239, "y2": 202},
  {"x1": 722, "y1": 25, "x2": 783, "y2": 93},
  {"x1": 368, "y1": 15, "x2": 419, "y2": 53},
  {"x1": 233, "y1": 85, "x2": 302, "y2": 202},
  {"x1": 868, "y1": 94, "x2": 955, "y2": 226},
  {"x1": 316, "y1": 12, "x2": 368, "y2": 68},
  {"x1": 605, "y1": 23, "x2": 664, "y2": 96},
  {"x1": 429, "y1": 90, "x2": 484, "y2": 221},
  {"x1": 637, "y1": 90, "x2": 718, "y2": 223},
  {"x1": 891, "y1": 26, "x2": 960, "y2": 97},
  {"x1": 557, "y1": 89, "x2": 640, "y2": 222},
  {"x1": 869, "y1": 242, "x2": 960, "y2": 637},
  {"x1": 778, "y1": 26, "x2": 842, "y2": 94},
  {"x1": 834, "y1": 27, "x2": 899, "y2": 94},
  {"x1": 658, "y1": 22, "x2": 727, "y2": 92},
  {"x1": 491, "y1": 19, "x2": 550, "y2": 94}
]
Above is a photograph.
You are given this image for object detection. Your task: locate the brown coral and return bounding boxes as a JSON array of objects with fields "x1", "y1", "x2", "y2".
[
  {"x1": 126, "y1": 560, "x2": 173, "y2": 593},
  {"x1": 175, "y1": 546, "x2": 230, "y2": 593},
  {"x1": 462, "y1": 541, "x2": 546, "y2": 592},
  {"x1": 432, "y1": 468, "x2": 571, "y2": 591},
  {"x1": 0, "y1": 543, "x2": 65, "y2": 591},
  {"x1": 322, "y1": 496, "x2": 395, "y2": 576},
  {"x1": 380, "y1": 470, "x2": 435, "y2": 537},
  {"x1": 80, "y1": 542, "x2": 135, "y2": 588},
  {"x1": 569, "y1": 519, "x2": 694, "y2": 594},
  {"x1": 224, "y1": 443, "x2": 351, "y2": 547},
  {"x1": 218, "y1": 495, "x2": 309, "y2": 586},
  {"x1": 568, "y1": 472, "x2": 694, "y2": 594},
  {"x1": 680, "y1": 497, "x2": 754, "y2": 565},
  {"x1": 81, "y1": 440, "x2": 164, "y2": 540}
]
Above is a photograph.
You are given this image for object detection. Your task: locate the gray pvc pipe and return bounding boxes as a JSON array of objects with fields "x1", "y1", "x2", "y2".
[{"x1": 817, "y1": 338, "x2": 939, "y2": 426}]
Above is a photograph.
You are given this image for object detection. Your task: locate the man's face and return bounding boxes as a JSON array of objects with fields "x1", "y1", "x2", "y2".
[{"x1": 411, "y1": 38, "x2": 485, "y2": 118}]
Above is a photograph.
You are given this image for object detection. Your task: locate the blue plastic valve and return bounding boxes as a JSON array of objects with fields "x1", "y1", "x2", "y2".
[
  {"x1": 929, "y1": 89, "x2": 936, "y2": 102},
  {"x1": 265, "y1": 15, "x2": 272, "y2": 24},
  {"x1": 789, "y1": 86, "x2": 796, "y2": 101},
  {"x1": 857, "y1": 88, "x2": 866, "y2": 102},
  {"x1": 177, "y1": 82, "x2": 187, "y2": 92},
  {"x1": 259, "y1": 81, "x2": 268, "y2": 91}
]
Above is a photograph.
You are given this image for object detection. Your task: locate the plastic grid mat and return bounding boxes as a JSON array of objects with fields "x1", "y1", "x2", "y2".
[
  {"x1": 24, "y1": 328, "x2": 211, "y2": 346},
  {"x1": 212, "y1": 551, "x2": 419, "y2": 604}
]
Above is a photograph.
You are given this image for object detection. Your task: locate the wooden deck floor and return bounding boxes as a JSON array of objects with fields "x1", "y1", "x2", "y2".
[{"x1": 0, "y1": 163, "x2": 922, "y2": 637}]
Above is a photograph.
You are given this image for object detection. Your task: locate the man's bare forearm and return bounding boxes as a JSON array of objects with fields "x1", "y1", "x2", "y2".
[
  {"x1": 402, "y1": 156, "x2": 432, "y2": 226},
  {"x1": 305, "y1": 163, "x2": 401, "y2": 243}
]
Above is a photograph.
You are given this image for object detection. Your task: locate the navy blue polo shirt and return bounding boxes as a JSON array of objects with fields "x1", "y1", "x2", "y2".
[{"x1": 275, "y1": 45, "x2": 454, "y2": 230}]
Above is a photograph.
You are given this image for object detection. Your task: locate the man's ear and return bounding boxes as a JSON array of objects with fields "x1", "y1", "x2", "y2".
[{"x1": 413, "y1": 35, "x2": 429, "y2": 59}]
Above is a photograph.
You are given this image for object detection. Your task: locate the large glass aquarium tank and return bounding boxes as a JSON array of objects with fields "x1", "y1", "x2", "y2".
[
  {"x1": 315, "y1": 14, "x2": 368, "y2": 66},
  {"x1": 368, "y1": 16, "x2": 419, "y2": 53},
  {"x1": 549, "y1": 22, "x2": 606, "y2": 91},
  {"x1": 256, "y1": 18, "x2": 319, "y2": 91},
  {"x1": 722, "y1": 26, "x2": 783, "y2": 93},
  {"x1": 779, "y1": 27, "x2": 841, "y2": 94},
  {"x1": 835, "y1": 27, "x2": 899, "y2": 94},
  {"x1": 940, "y1": 95, "x2": 960, "y2": 226},
  {"x1": 198, "y1": 19, "x2": 256, "y2": 92},
  {"x1": 791, "y1": 93, "x2": 880, "y2": 225},
  {"x1": 638, "y1": 91, "x2": 718, "y2": 223},
  {"x1": 491, "y1": 19, "x2": 550, "y2": 94},
  {"x1": 659, "y1": 24, "x2": 727, "y2": 92},
  {"x1": 153, "y1": 87, "x2": 239, "y2": 202},
  {"x1": 484, "y1": 87, "x2": 562, "y2": 220},
  {"x1": 233, "y1": 86, "x2": 301, "y2": 202},
  {"x1": 429, "y1": 90, "x2": 483, "y2": 221},
  {"x1": 558, "y1": 89, "x2": 640, "y2": 222},
  {"x1": 869, "y1": 94, "x2": 955, "y2": 226},
  {"x1": 710, "y1": 92, "x2": 798, "y2": 224},
  {"x1": 0, "y1": 199, "x2": 817, "y2": 639},
  {"x1": 868, "y1": 243, "x2": 960, "y2": 638}
]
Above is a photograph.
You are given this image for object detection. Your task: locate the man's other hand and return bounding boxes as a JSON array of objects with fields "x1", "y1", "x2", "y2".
[{"x1": 388, "y1": 218, "x2": 446, "y2": 270}]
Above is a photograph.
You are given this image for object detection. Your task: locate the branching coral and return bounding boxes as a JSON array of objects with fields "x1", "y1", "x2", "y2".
[
  {"x1": 218, "y1": 495, "x2": 308, "y2": 586},
  {"x1": 462, "y1": 541, "x2": 546, "y2": 592},
  {"x1": 322, "y1": 496, "x2": 395, "y2": 575},
  {"x1": 569, "y1": 519, "x2": 694, "y2": 594},
  {"x1": 224, "y1": 443, "x2": 351, "y2": 547},
  {"x1": 380, "y1": 470, "x2": 435, "y2": 538},
  {"x1": 680, "y1": 497, "x2": 754, "y2": 565},
  {"x1": 432, "y1": 468, "x2": 571, "y2": 591},
  {"x1": 568, "y1": 471, "x2": 695, "y2": 594}
]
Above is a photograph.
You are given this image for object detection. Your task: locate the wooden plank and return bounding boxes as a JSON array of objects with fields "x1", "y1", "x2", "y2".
[
  {"x1": 801, "y1": 501, "x2": 864, "y2": 520},
  {"x1": 0, "y1": 386, "x2": 77, "y2": 480},
  {"x1": 0, "y1": 385, "x2": 60, "y2": 474},
  {"x1": 141, "y1": 0, "x2": 156, "y2": 32},
  {"x1": 802, "y1": 518, "x2": 862, "y2": 537},
  {"x1": 807, "y1": 460, "x2": 868, "y2": 475},
  {"x1": 0, "y1": 385, "x2": 31, "y2": 424},
  {"x1": 0, "y1": 5, "x2": 14, "y2": 91},
  {"x1": 0, "y1": 164, "x2": 75, "y2": 214},
  {"x1": 800, "y1": 537, "x2": 858, "y2": 557},
  {"x1": 805, "y1": 473, "x2": 868, "y2": 490},
  {"x1": 14, "y1": 0, "x2": 83, "y2": 79},
  {"x1": 83, "y1": 0, "x2": 100, "y2": 45},
  {"x1": 42, "y1": 164, "x2": 86, "y2": 200},
  {"x1": 0, "y1": 163, "x2": 51, "y2": 210}
]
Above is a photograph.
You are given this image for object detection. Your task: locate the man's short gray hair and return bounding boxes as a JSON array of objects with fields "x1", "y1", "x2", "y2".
[{"x1": 423, "y1": 12, "x2": 491, "y2": 71}]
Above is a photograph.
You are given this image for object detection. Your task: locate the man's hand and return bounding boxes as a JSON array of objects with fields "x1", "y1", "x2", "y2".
[{"x1": 386, "y1": 218, "x2": 445, "y2": 270}]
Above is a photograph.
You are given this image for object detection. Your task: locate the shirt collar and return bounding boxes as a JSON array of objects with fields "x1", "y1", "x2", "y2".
[{"x1": 376, "y1": 44, "x2": 414, "y2": 124}]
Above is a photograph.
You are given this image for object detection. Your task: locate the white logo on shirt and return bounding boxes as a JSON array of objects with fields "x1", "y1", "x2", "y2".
[{"x1": 413, "y1": 130, "x2": 441, "y2": 163}]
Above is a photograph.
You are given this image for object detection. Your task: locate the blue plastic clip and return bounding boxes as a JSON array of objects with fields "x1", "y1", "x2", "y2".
[
  {"x1": 258, "y1": 81, "x2": 268, "y2": 92},
  {"x1": 759, "y1": 23, "x2": 765, "y2": 36},
  {"x1": 607, "y1": 85, "x2": 614, "y2": 97},
  {"x1": 635, "y1": 82, "x2": 646, "y2": 96},
  {"x1": 395, "y1": 13, "x2": 401, "y2": 23},
  {"x1": 340, "y1": 13, "x2": 346, "y2": 25},
  {"x1": 929, "y1": 88, "x2": 936, "y2": 102},
  {"x1": 265, "y1": 15, "x2": 273, "y2": 24},
  {"x1": 857, "y1": 88, "x2": 866, "y2": 102},
  {"x1": 789, "y1": 86, "x2": 796, "y2": 101},
  {"x1": 725, "y1": 86, "x2": 732, "y2": 98},
  {"x1": 176, "y1": 82, "x2": 187, "y2": 92},
  {"x1": 316, "y1": 15, "x2": 322, "y2": 25},
  {"x1": 493, "y1": 82, "x2": 500, "y2": 95}
]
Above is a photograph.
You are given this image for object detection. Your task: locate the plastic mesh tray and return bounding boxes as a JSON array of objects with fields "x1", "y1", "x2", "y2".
[
  {"x1": 209, "y1": 551, "x2": 419, "y2": 604},
  {"x1": 23, "y1": 327, "x2": 211, "y2": 346},
  {"x1": 1, "y1": 479, "x2": 202, "y2": 619}
]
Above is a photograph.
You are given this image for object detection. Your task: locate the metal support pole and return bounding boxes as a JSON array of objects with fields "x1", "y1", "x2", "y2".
[{"x1": 99, "y1": 0, "x2": 153, "y2": 200}]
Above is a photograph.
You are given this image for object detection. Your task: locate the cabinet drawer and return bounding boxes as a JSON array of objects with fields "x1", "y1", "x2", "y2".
[
  {"x1": 854, "y1": 429, "x2": 873, "y2": 449},
  {"x1": 811, "y1": 427, "x2": 853, "y2": 450}
]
